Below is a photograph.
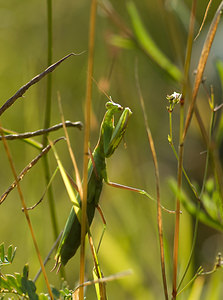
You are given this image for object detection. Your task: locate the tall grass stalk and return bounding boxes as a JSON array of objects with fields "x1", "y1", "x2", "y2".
[
  {"x1": 79, "y1": 0, "x2": 97, "y2": 299},
  {"x1": 42, "y1": 0, "x2": 60, "y2": 242},
  {"x1": 172, "y1": 0, "x2": 197, "y2": 296},
  {"x1": 135, "y1": 63, "x2": 168, "y2": 300},
  {"x1": 177, "y1": 95, "x2": 215, "y2": 293}
]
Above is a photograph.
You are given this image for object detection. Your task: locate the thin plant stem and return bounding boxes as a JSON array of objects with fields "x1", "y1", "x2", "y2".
[
  {"x1": 177, "y1": 267, "x2": 203, "y2": 296},
  {"x1": 42, "y1": 0, "x2": 59, "y2": 246},
  {"x1": 207, "y1": 90, "x2": 223, "y2": 203},
  {"x1": 172, "y1": 140, "x2": 183, "y2": 300},
  {"x1": 44, "y1": 0, "x2": 53, "y2": 141},
  {"x1": 135, "y1": 63, "x2": 169, "y2": 300},
  {"x1": 80, "y1": 1, "x2": 97, "y2": 299},
  {"x1": 170, "y1": 142, "x2": 199, "y2": 200},
  {"x1": 73, "y1": 270, "x2": 133, "y2": 292},
  {"x1": 172, "y1": 2, "x2": 223, "y2": 298},
  {"x1": 172, "y1": 1, "x2": 197, "y2": 298},
  {"x1": 88, "y1": 234, "x2": 107, "y2": 300},
  {"x1": 33, "y1": 231, "x2": 63, "y2": 282},
  {"x1": 42, "y1": 159, "x2": 59, "y2": 241},
  {"x1": 0, "y1": 126, "x2": 54, "y2": 300},
  {"x1": 176, "y1": 202, "x2": 200, "y2": 293},
  {"x1": 169, "y1": 112, "x2": 173, "y2": 143},
  {"x1": 25, "y1": 166, "x2": 59, "y2": 211},
  {"x1": 176, "y1": 106, "x2": 215, "y2": 291},
  {"x1": 194, "y1": 106, "x2": 209, "y2": 145},
  {"x1": 194, "y1": 0, "x2": 214, "y2": 41}
]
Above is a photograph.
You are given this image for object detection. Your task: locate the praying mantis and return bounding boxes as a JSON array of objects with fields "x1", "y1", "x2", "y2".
[
  {"x1": 55, "y1": 99, "x2": 174, "y2": 269},
  {"x1": 54, "y1": 100, "x2": 132, "y2": 267}
]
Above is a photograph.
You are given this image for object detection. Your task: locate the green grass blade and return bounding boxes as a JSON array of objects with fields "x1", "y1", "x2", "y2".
[
  {"x1": 127, "y1": 1, "x2": 182, "y2": 82},
  {"x1": 49, "y1": 140, "x2": 81, "y2": 222},
  {"x1": 89, "y1": 234, "x2": 107, "y2": 300},
  {"x1": 184, "y1": 276, "x2": 204, "y2": 300},
  {"x1": 1, "y1": 128, "x2": 42, "y2": 149}
]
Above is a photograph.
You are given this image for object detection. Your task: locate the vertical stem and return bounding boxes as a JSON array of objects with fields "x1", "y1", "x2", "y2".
[
  {"x1": 135, "y1": 65, "x2": 168, "y2": 299},
  {"x1": 44, "y1": 0, "x2": 53, "y2": 135},
  {"x1": 172, "y1": 143, "x2": 183, "y2": 299},
  {"x1": 42, "y1": 0, "x2": 60, "y2": 242},
  {"x1": 172, "y1": 1, "x2": 197, "y2": 298},
  {"x1": 79, "y1": 0, "x2": 97, "y2": 299},
  {"x1": 43, "y1": 0, "x2": 53, "y2": 137},
  {"x1": 169, "y1": 112, "x2": 173, "y2": 143}
]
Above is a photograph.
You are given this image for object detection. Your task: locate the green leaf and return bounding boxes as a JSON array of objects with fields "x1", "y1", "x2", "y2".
[
  {"x1": 0, "y1": 243, "x2": 17, "y2": 267},
  {"x1": 14, "y1": 273, "x2": 23, "y2": 294},
  {"x1": 51, "y1": 286, "x2": 60, "y2": 299},
  {"x1": 10, "y1": 247, "x2": 17, "y2": 264},
  {"x1": 7, "y1": 245, "x2": 12, "y2": 262},
  {"x1": 21, "y1": 264, "x2": 38, "y2": 300},
  {"x1": 0, "y1": 264, "x2": 42, "y2": 299},
  {"x1": 0, "y1": 276, "x2": 10, "y2": 291},
  {"x1": 23, "y1": 264, "x2": 29, "y2": 279},
  {"x1": 0, "y1": 243, "x2": 4, "y2": 264},
  {"x1": 6, "y1": 274, "x2": 19, "y2": 292}
]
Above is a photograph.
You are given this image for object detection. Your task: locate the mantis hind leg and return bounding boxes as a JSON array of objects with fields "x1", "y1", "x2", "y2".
[{"x1": 106, "y1": 181, "x2": 176, "y2": 214}]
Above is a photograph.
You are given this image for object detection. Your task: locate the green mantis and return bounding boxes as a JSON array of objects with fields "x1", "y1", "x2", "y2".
[{"x1": 54, "y1": 100, "x2": 132, "y2": 267}]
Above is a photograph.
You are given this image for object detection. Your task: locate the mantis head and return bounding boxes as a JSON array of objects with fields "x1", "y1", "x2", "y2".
[{"x1": 103, "y1": 100, "x2": 132, "y2": 157}]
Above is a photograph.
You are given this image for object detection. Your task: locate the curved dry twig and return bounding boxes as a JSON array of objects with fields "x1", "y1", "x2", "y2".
[
  {"x1": 0, "y1": 121, "x2": 83, "y2": 140},
  {"x1": 0, "y1": 137, "x2": 64, "y2": 205},
  {"x1": 0, "y1": 52, "x2": 83, "y2": 116}
]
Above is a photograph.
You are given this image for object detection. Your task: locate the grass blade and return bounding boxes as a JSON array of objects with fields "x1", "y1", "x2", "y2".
[
  {"x1": 80, "y1": 1, "x2": 97, "y2": 298},
  {"x1": 49, "y1": 140, "x2": 81, "y2": 220},
  {"x1": 135, "y1": 62, "x2": 169, "y2": 300},
  {"x1": 127, "y1": 1, "x2": 182, "y2": 82}
]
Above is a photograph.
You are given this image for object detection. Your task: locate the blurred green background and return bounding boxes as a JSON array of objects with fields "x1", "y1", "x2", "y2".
[{"x1": 1, "y1": 1, "x2": 223, "y2": 299}]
